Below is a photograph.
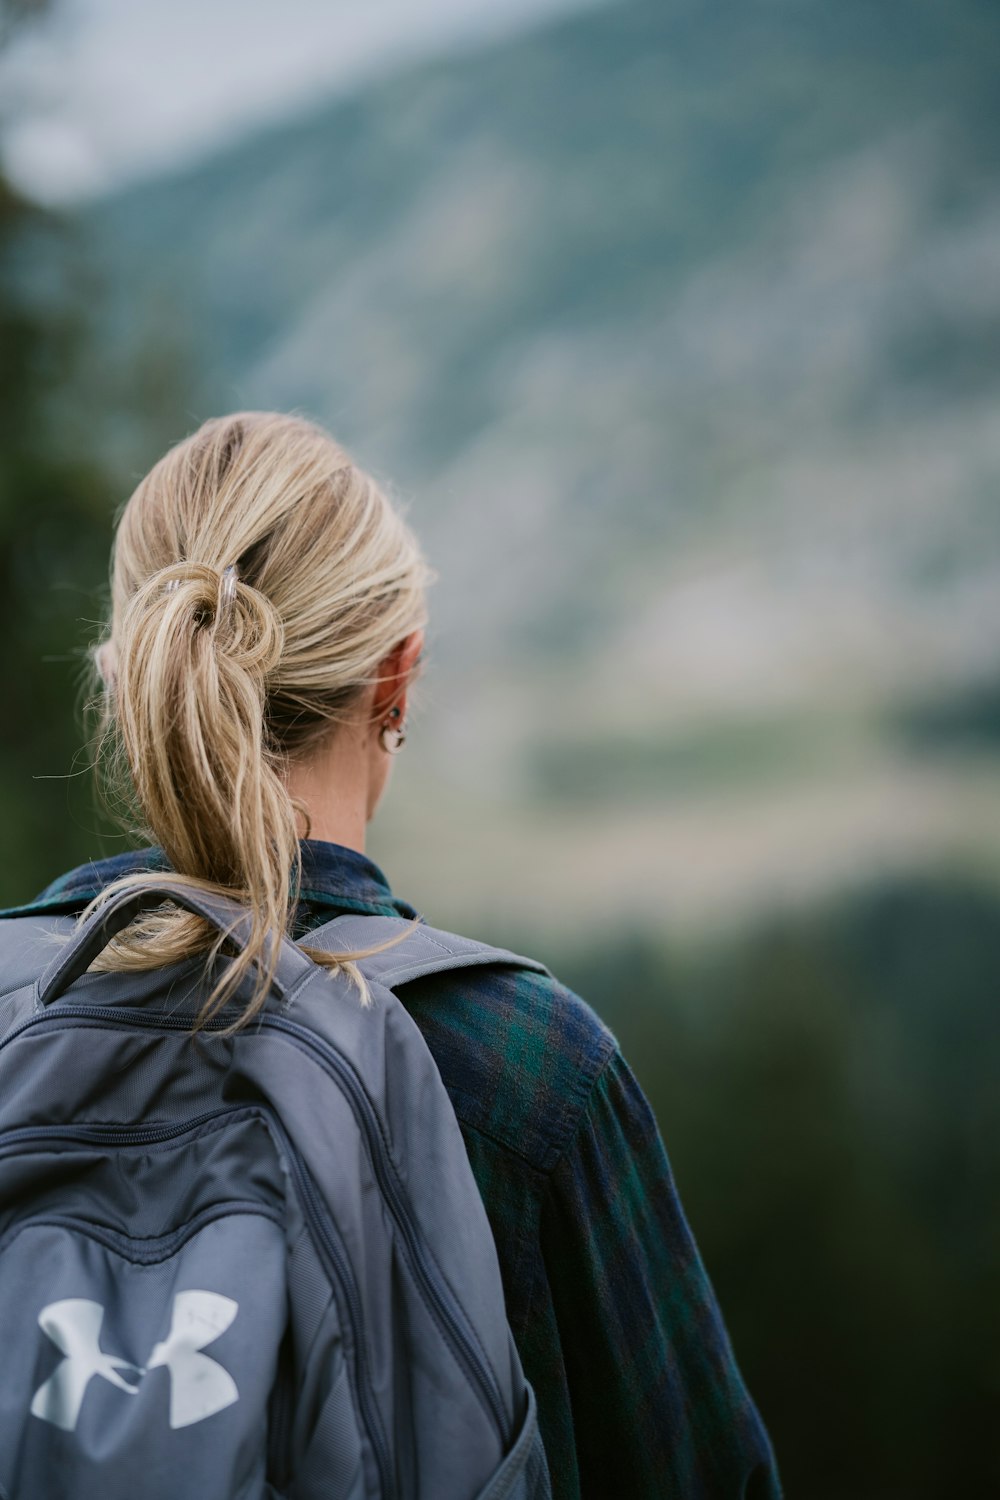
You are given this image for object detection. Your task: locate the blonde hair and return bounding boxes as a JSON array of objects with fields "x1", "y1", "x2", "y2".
[{"x1": 88, "y1": 411, "x2": 431, "y2": 1027}]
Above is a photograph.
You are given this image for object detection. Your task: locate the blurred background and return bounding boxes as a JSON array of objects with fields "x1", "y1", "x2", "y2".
[{"x1": 2, "y1": 0, "x2": 998, "y2": 1491}]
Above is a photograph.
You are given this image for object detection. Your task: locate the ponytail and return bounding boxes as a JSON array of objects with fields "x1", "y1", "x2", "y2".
[{"x1": 85, "y1": 412, "x2": 431, "y2": 1027}]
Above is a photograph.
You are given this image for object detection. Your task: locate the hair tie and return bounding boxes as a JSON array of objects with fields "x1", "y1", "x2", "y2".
[{"x1": 220, "y1": 564, "x2": 239, "y2": 620}]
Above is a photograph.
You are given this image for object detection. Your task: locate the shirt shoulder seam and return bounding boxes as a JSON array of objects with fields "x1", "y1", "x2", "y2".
[{"x1": 545, "y1": 1042, "x2": 620, "y2": 1179}]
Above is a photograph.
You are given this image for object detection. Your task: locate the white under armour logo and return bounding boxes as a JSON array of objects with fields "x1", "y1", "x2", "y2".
[{"x1": 31, "y1": 1292, "x2": 239, "y2": 1432}]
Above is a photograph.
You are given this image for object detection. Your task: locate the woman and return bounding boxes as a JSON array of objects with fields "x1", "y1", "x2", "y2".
[{"x1": 15, "y1": 412, "x2": 780, "y2": 1498}]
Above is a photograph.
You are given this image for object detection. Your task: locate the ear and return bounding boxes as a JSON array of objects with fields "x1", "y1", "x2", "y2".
[{"x1": 371, "y1": 630, "x2": 425, "y2": 722}]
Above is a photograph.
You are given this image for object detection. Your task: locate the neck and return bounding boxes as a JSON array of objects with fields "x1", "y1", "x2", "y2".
[{"x1": 283, "y1": 722, "x2": 372, "y2": 854}]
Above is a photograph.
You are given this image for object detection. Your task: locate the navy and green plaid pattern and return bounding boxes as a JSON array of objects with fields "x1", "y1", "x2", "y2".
[{"x1": 10, "y1": 842, "x2": 781, "y2": 1499}]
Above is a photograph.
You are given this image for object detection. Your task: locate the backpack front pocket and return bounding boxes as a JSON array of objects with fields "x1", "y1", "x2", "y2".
[{"x1": 0, "y1": 1111, "x2": 289, "y2": 1500}]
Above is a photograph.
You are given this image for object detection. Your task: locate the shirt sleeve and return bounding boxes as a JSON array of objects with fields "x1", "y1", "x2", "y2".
[{"x1": 537, "y1": 1047, "x2": 782, "y2": 1500}]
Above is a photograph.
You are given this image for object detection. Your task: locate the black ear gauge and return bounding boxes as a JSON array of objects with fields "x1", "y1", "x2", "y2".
[{"x1": 379, "y1": 705, "x2": 407, "y2": 753}]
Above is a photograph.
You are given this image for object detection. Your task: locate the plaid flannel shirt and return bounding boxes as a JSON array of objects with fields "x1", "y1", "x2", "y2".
[{"x1": 7, "y1": 840, "x2": 781, "y2": 1499}]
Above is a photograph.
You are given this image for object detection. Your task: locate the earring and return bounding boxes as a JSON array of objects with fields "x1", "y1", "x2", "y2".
[{"x1": 379, "y1": 705, "x2": 406, "y2": 754}]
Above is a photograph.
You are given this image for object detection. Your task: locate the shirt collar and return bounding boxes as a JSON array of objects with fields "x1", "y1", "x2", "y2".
[
  {"x1": 297, "y1": 840, "x2": 419, "y2": 919},
  {"x1": 5, "y1": 840, "x2": 418, "y2": 922}
]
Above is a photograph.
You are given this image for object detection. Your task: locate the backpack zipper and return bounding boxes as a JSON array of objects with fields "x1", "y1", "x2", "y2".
[{"x1": 0, "y1": 1107, "x2": 237, "y2": 1151}]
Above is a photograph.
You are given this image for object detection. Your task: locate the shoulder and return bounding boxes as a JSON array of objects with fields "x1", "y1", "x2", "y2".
[{"x1": 394, "y1": 935, "x2": 619, "y2": 1177}]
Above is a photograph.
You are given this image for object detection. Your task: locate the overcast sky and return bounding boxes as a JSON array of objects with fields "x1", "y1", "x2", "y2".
[{"x1": 0, "y1": 0, "x2": 602, "y2": 203}]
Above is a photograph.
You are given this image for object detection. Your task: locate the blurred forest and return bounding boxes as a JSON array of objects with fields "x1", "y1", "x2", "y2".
[
  {"x1": 0, "y1": 2, "x2": 114, "y2": 882},
  {"x1": 2, "y1": 0, "x2": 999, "y2": 1495},
  {"x1": 546, "y1": 873, "x2": 1000, "y2": 1498}
]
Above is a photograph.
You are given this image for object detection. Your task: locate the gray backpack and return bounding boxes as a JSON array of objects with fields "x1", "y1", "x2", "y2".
[{"x1": 0, "y1": 879, "x2": 551, "y2": 1500}]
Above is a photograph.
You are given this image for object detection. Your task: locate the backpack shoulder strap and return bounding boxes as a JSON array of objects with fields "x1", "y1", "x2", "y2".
[
  {"x1": 0, "y1": 908, "x2": 549, "y2": 1002},
  {"x1": 301, "y1": 913, "x2": 550, "y2": 989}
]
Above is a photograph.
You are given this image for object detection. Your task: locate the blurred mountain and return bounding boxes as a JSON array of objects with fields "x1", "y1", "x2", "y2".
[{"x1": 74, "y1": 0, "x2": 1000, "y2": 931}]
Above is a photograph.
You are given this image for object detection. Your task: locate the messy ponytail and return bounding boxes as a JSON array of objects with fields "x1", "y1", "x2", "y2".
[{"x1": 88, "y1": 412, "x2": 430, "y2": 1027}]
